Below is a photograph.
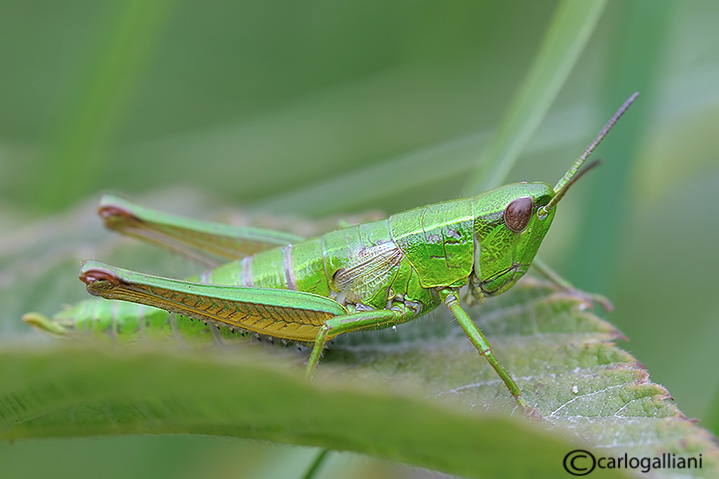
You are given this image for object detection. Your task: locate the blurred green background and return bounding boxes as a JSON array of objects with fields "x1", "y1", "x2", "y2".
[{"x1": 1, "y1": 0, "x2": 717, "y2": 477}]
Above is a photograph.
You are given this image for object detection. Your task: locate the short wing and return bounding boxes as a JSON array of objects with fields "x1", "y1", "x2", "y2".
[{"x1": 333, "y1": 242, "x2": 404, "y2": 305}]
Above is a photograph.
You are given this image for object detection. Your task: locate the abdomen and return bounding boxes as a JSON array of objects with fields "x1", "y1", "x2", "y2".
[{"x1": 205, "y1": 218, "x2": 441, "y2": 314}]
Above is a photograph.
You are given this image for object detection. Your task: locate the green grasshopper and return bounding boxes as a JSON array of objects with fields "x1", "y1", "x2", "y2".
[{"x1": 25, "y1": 93, "x2": 637, "y2": 415}]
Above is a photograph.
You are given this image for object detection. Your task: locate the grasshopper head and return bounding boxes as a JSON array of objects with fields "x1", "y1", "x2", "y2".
[
  {"x1": 469, "y1": 92, "x2": 638, "y2": 299},
  {"x1": 471, "y1": 182, "x2": 556, "y2": 297}
]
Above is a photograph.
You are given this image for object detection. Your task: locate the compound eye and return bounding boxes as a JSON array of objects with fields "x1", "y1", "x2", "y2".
[{"x1": 504, "y1": 196, "x2": 534, "y2": 232}]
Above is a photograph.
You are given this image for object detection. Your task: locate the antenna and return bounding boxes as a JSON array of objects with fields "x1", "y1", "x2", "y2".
[{"x1": 540, "y1": 92, "x2": 639, "y2": 215}]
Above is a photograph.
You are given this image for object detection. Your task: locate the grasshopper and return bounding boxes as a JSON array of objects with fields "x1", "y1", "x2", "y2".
[{"x1": 25, "y1": 93, "x2": 637, "y2": 415}]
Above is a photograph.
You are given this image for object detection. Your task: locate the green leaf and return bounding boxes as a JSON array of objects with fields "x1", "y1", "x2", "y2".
[
  {"x1": 2, "y1": 193, "x2": 717, "y2": 479},
  {"x1": 464, "y1": 0, "x2": 607, "y2": 193},
  {"x1": 34, "y1": 0, "x2": 177, "y2": 212}
]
